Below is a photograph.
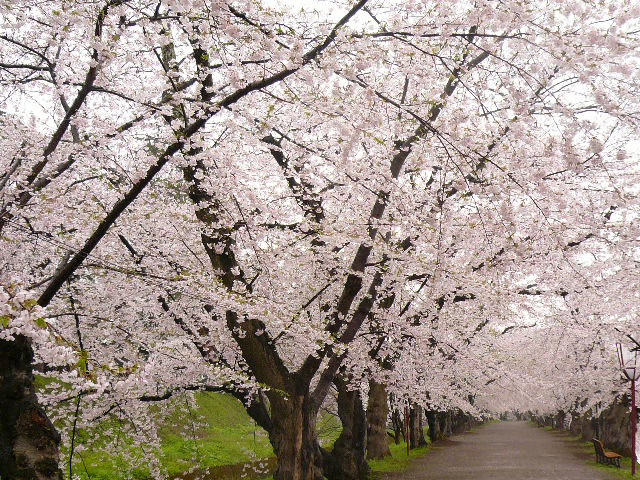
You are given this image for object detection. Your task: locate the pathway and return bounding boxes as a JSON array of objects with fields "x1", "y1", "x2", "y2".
[{"x1": 379, "y1": 421, "x2": 620, "y2": 480}]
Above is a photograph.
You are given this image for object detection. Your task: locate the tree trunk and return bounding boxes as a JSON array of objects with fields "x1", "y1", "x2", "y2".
[
  {"x1": 451, "y1": 409, "x2": 472, "y2": 434},
  {"x1": 391, "y1": 408, "x2": 403, "y2": 444},
  {"x1": 268, "y1": 392, "x2": 324, "y2": 480},
  {"x1": 366, "y1": 380, "x2": 391, "y2": 459},
  {"x1": 0, "y1": 335, "x2": 63, "y2": 480},
  {"x1": 426, "y1": 410, "x2": 441, "y2": 443},
  {"x1": 418, "y1": 408, "x2": 428, "y2": 445},
  {"x1": 326, "y1": 376, "x2": 369, "y2": 480},
  {"x1": 408, "y1": 404, "x2": 427, "y2": 449},
  {"x1": 442, "y1": 411, "x2": 452, "y2": 437}
]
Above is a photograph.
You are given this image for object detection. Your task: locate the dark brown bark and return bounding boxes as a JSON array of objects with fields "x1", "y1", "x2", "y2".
[
  {"x1": 0, "y1": 335, "x2": 62, "y2": 480},
  {"x1": 224, "y1": 314, "x2": 324, "y2": 480},
  {"x1": 366, "y1": 380, "x2": 391, "y2": 459},
  {"x1": 391, "y1": 408, "x2": 404, "y2": 444},
  {"x1": 325, "y1": 375, "x2": 369, "y2": 480},
  {"x1": 267, "y1": 392, "x2": 324, "y2": 480},
  {"x1": 441, "y1": 411, "x2": 453, "y2": 437},
  {"x1": 418, "y1": 408, "x2": 428, "y2": 445},
  {"x1": 450, "y1": 409, "x2": 476, "y2": 435},
  {"x1": 426, "y1": 410, "x2": 442, "y2": 443},
  {"x1": 408, "y1": 404, "x2": 427, "y2": 449}
]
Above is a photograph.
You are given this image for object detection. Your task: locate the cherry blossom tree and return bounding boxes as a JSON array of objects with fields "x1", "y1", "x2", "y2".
[{"x1": 1, "y1": 0, "x2": 640, "y2": 479}]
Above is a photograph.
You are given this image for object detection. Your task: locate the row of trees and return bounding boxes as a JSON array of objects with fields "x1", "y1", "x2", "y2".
[{"x1": 1, "y1": 0, "x2": 639, "y2": 478}]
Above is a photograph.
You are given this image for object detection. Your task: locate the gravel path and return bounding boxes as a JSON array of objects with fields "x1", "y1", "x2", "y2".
[{"x1": 378, "y1": 421, "x2": 620, "y2": 480}]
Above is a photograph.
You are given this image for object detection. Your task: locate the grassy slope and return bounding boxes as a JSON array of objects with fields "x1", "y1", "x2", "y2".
[
  {"x1": 71, "y1": 392, "x2": 344, "y2": 480},
  {"x1": 73, "y1": 392, "x2": 274, "y2": 479},
  {"x1": 160, "y1": 393, "x2": 274, "y2": 474},
  {"x1": 47, "y1": 375, "x2": 438, "y2": 480}
]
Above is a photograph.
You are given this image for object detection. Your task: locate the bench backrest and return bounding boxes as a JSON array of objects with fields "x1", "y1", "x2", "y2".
[{"x1": 592, "y1": 438, "x2": 605, "y2": 455}]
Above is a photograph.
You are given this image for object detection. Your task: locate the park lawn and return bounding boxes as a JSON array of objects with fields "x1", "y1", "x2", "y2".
[
  {"x1": 368, "y1": 442, "x2": 431, "y2": 476},
  {"x1": 160, "y1": 393, "x2": 273, "y2": 471},
  {"x1": 41, "y1": 375, "x2": 437, "y2": 480},
  {"x1": 550, "y1": 428, "x2": 637, "y2": 480},
  {"x1": 69, "y1": 392, "x2": 275, "y2": 480},
  {"x1": 587, "y1": 454, "x2": 637, "y2": 479},
  {"x1": 67, "y1": 391, "x2": 344, "y2": 480},
  {"x1": 368, "y1": 428, "x2": 432, "y2": 478}
]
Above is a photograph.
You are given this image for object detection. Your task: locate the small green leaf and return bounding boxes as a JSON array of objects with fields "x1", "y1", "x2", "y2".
[
  {"x1": 76, "y1": 349, "x2": 89, "y2": 374},
  {"x1": 24, "y1": 298, "x2": 38, "y2": 309}
]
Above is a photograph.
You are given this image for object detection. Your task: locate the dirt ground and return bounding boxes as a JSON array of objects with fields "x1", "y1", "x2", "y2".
[{"x1": 379, "y1": 421, "x2": 622, "y2": 480}]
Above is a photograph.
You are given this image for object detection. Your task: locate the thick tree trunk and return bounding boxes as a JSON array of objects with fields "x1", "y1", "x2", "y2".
[
  {"x1": 326, "y1": 376, "x2": 369, "y2": 480},
  {"x1": 391, "y1": 408, "x2": 403, "y2": 444},
  {"x1": 450, "y1": 409, "x2": 474, "y2": 434},
  {"x1": 408, "y1": 404, "x2": 427, "y2": 449},
  {"x1": 366, "y1": 380, "x2": 391, "y2": 459},
  {"x1": 426, "y1": 410, "x2": 441, "y2": 443},
  {"x1": 0, "y1": 335, "x2": 62, "y2": 480},
  {"x1": 438, "y1": 411, "x2": 452, "y2": 437},
  {"x1": 268, "y1": 392, "x2": 324, "y2": 480},
  {"x1": 418, "y1": 408, "x2": 428, "y2": 445}
]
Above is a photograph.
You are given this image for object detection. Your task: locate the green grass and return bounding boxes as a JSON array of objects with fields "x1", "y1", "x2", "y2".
[
  {"x1": 588, "y1": 457, "x2": 636, "y2": 479},
  {"x1": 368, "y1": 440, "x2": 431, "y2": 477},
  {"x1": 316, "y1": 408, "x2": 343, "y2": 448},
  {"x1": 547, "y1": 428, "x2": 637, "y2": 479},
  {"x1": 164, "y1": 392, "x2": 273, "y2": 466},
  {"x1": 70, "y1": 392, "x2": 275, "y2": 480},
  {"x1": 67, "y1": 392, "x2": 346, "y2": 480},
  {"x1": 53, "y1": 385, "x2": 473, "y2": 480}
]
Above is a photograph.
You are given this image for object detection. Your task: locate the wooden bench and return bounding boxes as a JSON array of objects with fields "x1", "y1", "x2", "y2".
[{"x1": 592, "y1": 438, "x2": 623, "y2": 467}]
